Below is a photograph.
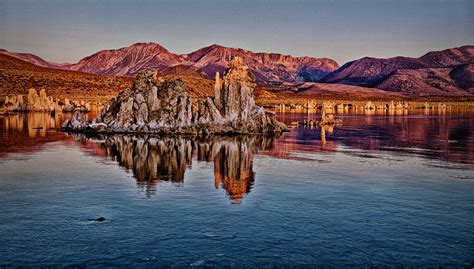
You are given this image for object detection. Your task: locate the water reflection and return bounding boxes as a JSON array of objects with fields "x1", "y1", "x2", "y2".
[
  {"x1": 74, "y1": 134, "x2": 275, "y2": 202},
  {"x1": 2, "y1": 112, "x2": 64, "y2": 137},
  {"x1": 0, "y1": 112, "x2": 99, "y2": 158},
  {"x1": 1, "y1": 108, "x2": 473, "y2": 174},
  {"x1": 274, "y1": 108, "x2": 474, "y2": 164},
  {"x1": 0, "y1": 112, "x2": 71, "y2": 158},
  {"x1": 208, "y1": 139, "x2": 255, "y2": 202}
]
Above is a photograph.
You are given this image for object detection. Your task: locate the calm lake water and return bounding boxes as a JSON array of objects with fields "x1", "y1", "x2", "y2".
[{"x1": 0, "y1": 109, "x2": 473, "y2": 268}]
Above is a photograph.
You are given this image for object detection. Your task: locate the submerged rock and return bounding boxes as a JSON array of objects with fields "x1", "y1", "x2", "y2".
[
  {"x1": 95, "y1": 217, "x2": 106, "y2": 222},
  {"x1": 62, "y1": 57, "x2": 287, "y2": 134}
]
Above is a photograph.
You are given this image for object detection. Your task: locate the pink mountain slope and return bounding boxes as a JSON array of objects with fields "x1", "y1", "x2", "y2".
[
  {"x1": 322, "y1": 46, "x2": 473, "y2": 86},
  {"x1": 0, "y1": 43, "x2": 339, "y2": 83}
]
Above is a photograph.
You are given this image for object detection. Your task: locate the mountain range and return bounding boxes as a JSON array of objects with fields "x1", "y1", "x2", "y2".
[
  {"x1": 322, "y1": 46, "x2": 473, "y2": 96},
  {"x1": 1, "y1": 43, "x2": 473, "y2": 97},
  {"x1": 0, "y1": 51, "x2": 402, "y2": 105},
  {"x1": 1, "y1": 43, "x2": 338, "y2": 83}
]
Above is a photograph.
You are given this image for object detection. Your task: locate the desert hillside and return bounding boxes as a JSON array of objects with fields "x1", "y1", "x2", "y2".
[
  {"x1": 1, "y1": 43, "x2": 339, "y2": 83},
  {"x1": 0, "y1": 53, "x2": 131, "y2": 102},
  {"x1": 321, "y1": 46, "x2": 473, "y2": 97}
]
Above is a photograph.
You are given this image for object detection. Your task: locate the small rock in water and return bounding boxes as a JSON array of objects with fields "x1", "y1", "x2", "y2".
[{"x1": 95, "y1": 217, "x2": 106, "y2": 222}]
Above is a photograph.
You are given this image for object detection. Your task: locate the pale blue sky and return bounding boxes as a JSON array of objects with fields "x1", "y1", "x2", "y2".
[{"x1": 0, "y1": 0, "x2": 472, "y2": 65}]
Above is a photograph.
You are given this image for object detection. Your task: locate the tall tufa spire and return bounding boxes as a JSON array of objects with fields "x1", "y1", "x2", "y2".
[{"x1": 214, "y1": 72, "x2": 222, "y2": 110}]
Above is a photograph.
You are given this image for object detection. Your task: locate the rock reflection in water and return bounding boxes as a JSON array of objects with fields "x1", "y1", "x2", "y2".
[
  {"x1": 197, "y1": 138, "x2": 260, "y2": 203},
  {"x1": 2, "y1": 112, "x2": 65, "y2": 138},
  {"x1": 80, "y1": 135, "x2": 275, "y2": 202},
  {"x1": 0, "y1": 112, "x2": 73, "y2": 158},
  {"x1": 274, "y1": 108, "x2": 474, "y2": 164}
]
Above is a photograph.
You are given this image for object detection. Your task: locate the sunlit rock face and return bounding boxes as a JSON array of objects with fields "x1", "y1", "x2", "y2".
[
  {"x1": 216, "y1": 57, "x2": 256, "y2": 121},
  {"x1": 2, "y1": 89, "x2": 93, "y2": 112},
  {"x1": 62, "y1": 57, "x2": 287, "y2": 134},
  {"x1": 2, "y1": 89, "x2": 59, "y2": 112},
  {"x1": 99, "y1": 71, "x2": 195, "y2": 133},
  {"x1": 77, "y1": 134, "x2": 275, "y2": 201}
]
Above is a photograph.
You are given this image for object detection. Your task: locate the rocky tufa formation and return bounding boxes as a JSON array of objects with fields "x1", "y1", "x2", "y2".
[
  {"x1": 2, "y1": 89, "x2": 60, "y2": 112},
  {"x1": 62, "y1": 57, "x2": 287, "y2": 134},
  {"x1": 296, "y1": 101, "x2": 342, "y2": 127},
  {"x1": 1, "y1": 89, "x2": 93, "y2": 113}
]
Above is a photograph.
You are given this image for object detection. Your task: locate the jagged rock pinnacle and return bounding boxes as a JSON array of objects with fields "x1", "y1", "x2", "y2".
[{"x1": 62, "y1": 56, "x2": 287, "y2": 134}]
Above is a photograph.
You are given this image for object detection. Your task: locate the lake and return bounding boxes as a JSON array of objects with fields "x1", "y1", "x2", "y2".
[{"x1": 0, "y1": 109, "x2": 473, "y2": 267}]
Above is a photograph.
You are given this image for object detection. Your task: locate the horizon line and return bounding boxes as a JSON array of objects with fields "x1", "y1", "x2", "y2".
[{"x1": 1, "y1": 42, "x2": 473, "y2": 66}]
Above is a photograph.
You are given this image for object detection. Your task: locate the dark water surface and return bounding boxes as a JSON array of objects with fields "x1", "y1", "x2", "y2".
[{"x1": 0, "y1": 109, "x2": 473, "y2": 268}]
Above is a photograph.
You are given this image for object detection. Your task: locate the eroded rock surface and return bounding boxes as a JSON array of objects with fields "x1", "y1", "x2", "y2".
[
  {"x1": 2, "y1": 89, "x2": 60, "y2": 112},
  {"x1": 63, "y1": 57, "x2": 287, "y2": 134},
  {"x1": 2, "y1": 89, "x2": 94, "y2": 113}
]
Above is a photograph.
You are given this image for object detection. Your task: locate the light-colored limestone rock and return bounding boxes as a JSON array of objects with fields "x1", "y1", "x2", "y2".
[
  {"x1": 62, "y1": 56, "x2": 287, "y2": 134},
  {"x1": 1, "y1": 89, "x2": 92, "y2": 113}
]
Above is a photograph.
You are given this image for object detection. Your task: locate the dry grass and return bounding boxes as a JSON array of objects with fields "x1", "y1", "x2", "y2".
[{"x1": 0, "y1": 53, "x2": 131, "y2": 102}]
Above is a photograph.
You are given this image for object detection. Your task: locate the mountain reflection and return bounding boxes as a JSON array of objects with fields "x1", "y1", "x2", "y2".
[{"x1": 76, "y1": 135, "x2": 275, "y2": 202}]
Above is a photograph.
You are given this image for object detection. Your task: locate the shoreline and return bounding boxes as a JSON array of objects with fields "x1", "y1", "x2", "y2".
[{"x1": 257, "y1": 98, "x2": 474, "y2": 109}]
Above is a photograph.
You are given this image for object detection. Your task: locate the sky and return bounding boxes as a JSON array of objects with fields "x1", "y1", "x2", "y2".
[{"x1": 0, "y1": 0, "x2": 472, "y2": 65}]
